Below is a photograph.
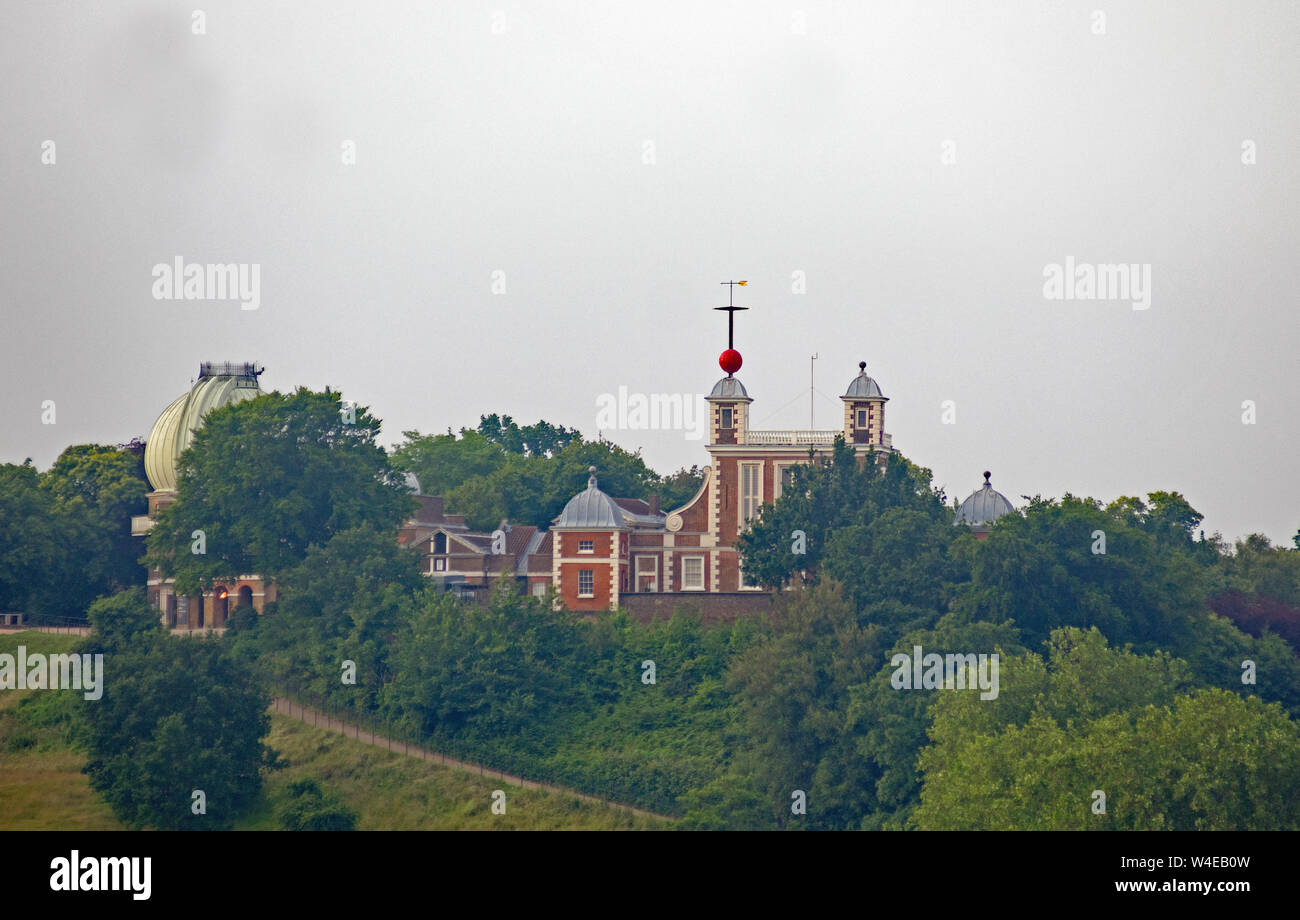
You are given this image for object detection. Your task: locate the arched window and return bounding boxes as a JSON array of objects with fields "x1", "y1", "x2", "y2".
[
  {"x1": 237, "y1": 585, "x2": 253, "y2": 608},
  {"x1": 212, "y1": 587, "x2": 229, "y2": 627}
]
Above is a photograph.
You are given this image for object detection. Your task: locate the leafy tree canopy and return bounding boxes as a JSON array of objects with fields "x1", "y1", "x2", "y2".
[
  {"x1": 735, "y1": 438, "x2": 949, "y2": 591},
  {"x1": 77, "y1": 590, "x2": 274, "y2": 830},
  {"x1": 392, "y1": 422, "x2": 704, "y2": 531},
  {"x1": 42, "y1": 443, "x2": 149, "y2": 600},
  {"x1": 911, "y1": 627, "x2": 1300, "y2": 830},
  {"x1": 145, "y1": 388, "x2": 415, "y2": 593},
  {"x1": 0, "y1": 445, "x2": 147, "y2": 621}
]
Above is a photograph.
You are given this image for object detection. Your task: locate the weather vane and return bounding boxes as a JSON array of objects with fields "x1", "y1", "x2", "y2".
[{"x1": 715, "y1": 280, "x2": 748, "y2": 375}]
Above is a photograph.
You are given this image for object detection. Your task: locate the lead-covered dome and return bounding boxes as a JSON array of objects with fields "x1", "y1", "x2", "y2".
[
  {"x1": 843, "y1": 362, "x2": 885, "y2": 400},
  {"x1": 956, "y1": 472, "x2": 1015, "y2": 527},
  {"x1": 144, "y1": 362, "x2": 263, "y2": 492},
  {"x1": 554, "y1": 467, "x2": 628, "y2": 528},
  {"x1": 708, "y1": 376, "x2": 750, "y2": 399}
]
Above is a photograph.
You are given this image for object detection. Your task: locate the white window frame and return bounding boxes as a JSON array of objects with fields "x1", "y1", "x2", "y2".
[
  {"x1": 720, "y1": 407, "x2": 733, "y2": 429},
  {"x1": 681, "y1": 555, "x2": 705, "y2": 591},
  {"x1": 635, "y1": 555, "x2": 659, "y2": 593},
  {"x1": 740, "y1": 462, "x2": 762, "y2": 528},
  {"x1": 578, "y1": 568, "x2": 595, "y2": 598},
  {"x1": 774, "y1": 463, "x2": 799, "y2": 501},
  {"x1": 737, "y1": 557, "x2": 763, "y2": 591},
  {"x1": 434, "y1": 558, "x2": 446, "y2": 572},
  {"x1": 578, "y1": 539, "x2": 595, "y2": 554}
]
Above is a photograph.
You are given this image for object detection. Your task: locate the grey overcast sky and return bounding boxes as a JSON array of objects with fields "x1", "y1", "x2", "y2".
[{"x1": 2, "y1": 1, "x2": 1296, "y2": 544}]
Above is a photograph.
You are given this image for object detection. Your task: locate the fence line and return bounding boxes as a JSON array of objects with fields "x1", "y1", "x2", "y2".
[
  {"x1": 268, "y1": 692, "x2": 672, "y2": 822},
  {"x1": 0, "y1": 624, "x2": 92, "y2": 636}
]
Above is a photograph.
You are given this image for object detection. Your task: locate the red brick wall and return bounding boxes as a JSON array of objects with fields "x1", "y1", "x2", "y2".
[
  {"x1": 559, "y1": 560, "x2": 612, "y2": 611},
  {"x1": 619, "y1": 592, "x2": 773, "y2": 625},
  {"x1": 558, "y1": 531, "x2": 614, "y2": 557},
  {"x1": 673, "y1": 483, "x2": 709, "y2": 531},
  {"x1": 716, "y1": 457, "x2": 737, "y2": 544},
  {"x1": 717, "y1": 552, "x2": 741, "y2": 592}
]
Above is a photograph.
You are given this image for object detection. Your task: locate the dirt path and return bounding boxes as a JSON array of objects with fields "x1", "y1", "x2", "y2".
[{"x1": 270, "y1": 697, "x2": 673, "y2": 822}]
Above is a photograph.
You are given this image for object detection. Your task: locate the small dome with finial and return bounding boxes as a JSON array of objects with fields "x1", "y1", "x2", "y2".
[
  {"x1": 842, "y1": 361, "x2": 885, "y2": 399},
  {"x1": 708, "y1": 376, "x2": 750, "y2": 399},
  {"x1": 956, "y1": 471, "x2": 1015, "y2": 528},
  {"x1": 554, "y1": 467, "x2": 628, "y2": 528}
]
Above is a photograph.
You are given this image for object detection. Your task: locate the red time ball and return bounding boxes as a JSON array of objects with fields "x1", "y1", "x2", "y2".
[{"x1": 719, "y1": 349, "x2": 743, "y2": 375}]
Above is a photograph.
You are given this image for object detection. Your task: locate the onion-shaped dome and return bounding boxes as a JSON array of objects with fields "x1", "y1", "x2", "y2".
[
  {"x1": 956, "y1": 471, "x2": 1015, "y2": 527},
  {"x1": 554, "y1": 467, "x2": 628, "y2": 528},
  {"x1": 144, "y1": 362, "x2": 263, "y2": 492},
  {"x1": 843, "y1": 362, "x2": 885, "y2": 400},
  {"x1": 708, "y1": 376, "x2": 750, "y2": 400}
]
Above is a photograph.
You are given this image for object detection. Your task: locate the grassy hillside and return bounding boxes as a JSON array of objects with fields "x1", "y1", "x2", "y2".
[
  {"x1": 248, "y1": 714, "x2": 667, "y2": 829},
  {"x1": 0, "y1": 631, "x2": 665, "y2": 830},
  {"x1": 0, "y1": 631, "x2": 123, "y2": 829}
]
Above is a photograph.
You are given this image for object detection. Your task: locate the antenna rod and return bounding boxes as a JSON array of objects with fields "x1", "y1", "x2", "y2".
[{"x1": 810, "y1": 354, "x2": 818, "y2": 429}]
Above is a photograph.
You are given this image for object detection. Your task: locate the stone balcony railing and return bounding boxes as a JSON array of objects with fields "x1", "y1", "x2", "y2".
[
  {"x1": 131, "y1": 515, "x2": 155, "y2": 536},
  {"x1": 745, "y1": 429, "x2": 839, "y2": 446},
  {"x1": 742, "y1": 430, "x2": 892, "y2": 449}
]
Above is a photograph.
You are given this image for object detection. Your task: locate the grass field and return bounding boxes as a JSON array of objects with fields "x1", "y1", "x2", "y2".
[
  {"x1": 249, "y1": 714, "x2": 667, "y2": 829},
  {"x1": 0, "y1": 631, "x2": 667, "y2": 830}
]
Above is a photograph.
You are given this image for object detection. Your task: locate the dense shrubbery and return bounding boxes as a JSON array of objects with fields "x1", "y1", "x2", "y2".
[{"x1": 276, "y1": 778, "x2": 357, "y2": 831}]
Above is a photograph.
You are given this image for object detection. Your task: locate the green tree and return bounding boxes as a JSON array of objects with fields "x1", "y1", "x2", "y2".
[
  {"x1": 394, "y1": 424, "x2": 704, "y2": 531},
  {"x1": 722, "y1": 581, "x2": 888, "y2": 828},
  {"x1": 41, "y1": 443, "x2": 149, "y2": 601},
  {"x1": 0, "y1": 463, "x2": 68, "y2": 619},
  {"x1": 822, "y1": 507, "x2": 970, "y2": 630},
  {"x1": 736, "y1": 439, "x2": 948, "y2": 590},
  {"x1": 145, "y1": 388, "x2": 415, "y2": 592},
  {"x1": 659, "y1": 464, "x2": 706, "y2": 512},
  {"x1": 953, "y1": 494, "x2": 1207, "y2": 651},
  {"x1": 846, "y1": 613, "x2": 1028, "y2": 829},
  {"x1": 476, "y1": 414, "x2": 581, "y2": 457},
  {"x1": 78, "y1": 591, "x2": 273, "y2": 830},
  {"x1": 83, "y1": 588, "x2": 164, "y2": 651},
  {"x1": 387, "y1": 579, "x2": 589, "y2": 744},
  {"x1": 391, "y1": 428, "x2": 507, "y2": 496},
  {"x1": 909, "y1": 628, "x2": 1300, "y2": 830},
  {"x1": 240, "y1": 524, "x2": 427, "y2": 712}
]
